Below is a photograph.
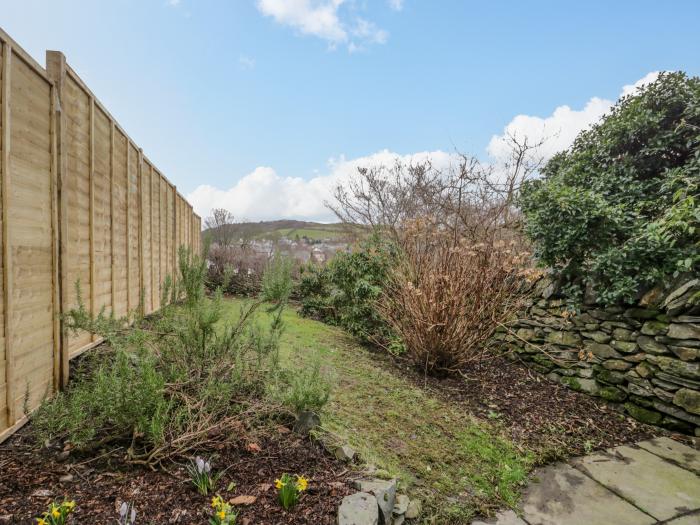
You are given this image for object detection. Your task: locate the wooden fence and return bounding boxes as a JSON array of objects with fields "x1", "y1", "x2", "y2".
[{"x1": 0, "y1": 28, "x2": 201, "y2": 442}]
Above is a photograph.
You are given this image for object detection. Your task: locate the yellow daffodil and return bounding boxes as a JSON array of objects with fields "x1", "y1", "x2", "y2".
[
  {"x1": 36, "y1": 519, "x2": 47, "y2": 525},
  {"x1": 296, "y1": 475, "x2": 308, "y2": 492},
  {"x1": 51, "y1": 507, "x2": 61, "y2": 518},
  {"x1": 211, "y1": 495, "x2": 223, "y2": 508},
  {"x1": 63, "y1": 500, "x2": 76, "y2": 511},
  {"x1": 274, "y1": 478, "x2": 284, "y2": 489},
  {"x1": 217, "y1": 510, "x2": 226, "y2": 520}
]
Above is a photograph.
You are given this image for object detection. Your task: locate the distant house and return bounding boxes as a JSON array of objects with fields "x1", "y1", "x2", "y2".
[{"x1": 311, "y1": 247, "x2": 326, "y2": 264}]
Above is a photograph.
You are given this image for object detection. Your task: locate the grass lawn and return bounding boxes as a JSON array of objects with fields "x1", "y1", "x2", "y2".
[{"x1": 220, "y1": 297, "x2": 533, "y2": 523}]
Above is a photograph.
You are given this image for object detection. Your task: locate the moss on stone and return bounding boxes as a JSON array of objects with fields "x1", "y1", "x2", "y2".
[
  {"x1": 596, "y1": 369, "x2": 626, "y2": 385},
  {"x1": 624, "y1": 402, "x2": 662, "y2": 424},
  {"x1": 599, "y1": 386, "x2": 627, "y2": 402},
  {"x1": 560, "y1": 376, "x2": 582, "y2": 391}
]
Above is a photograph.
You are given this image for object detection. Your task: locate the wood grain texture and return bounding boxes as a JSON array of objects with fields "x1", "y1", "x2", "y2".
[{"x1": 0, "y1": 30, "x2": 201, "y2": 442}]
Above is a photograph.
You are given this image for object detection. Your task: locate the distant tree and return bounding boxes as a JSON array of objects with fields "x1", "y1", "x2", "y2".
[
  {"x1": 326, "y1": 136, "x2": 543, "y2": 243},
  {"x1": 204, "y1": 208, "x2": 235, "y2": 247}
]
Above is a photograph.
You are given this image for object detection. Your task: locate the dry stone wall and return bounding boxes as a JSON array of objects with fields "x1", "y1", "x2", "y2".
[{"x1": 494, "y1": 277, "x2": 700, "y2": 436}]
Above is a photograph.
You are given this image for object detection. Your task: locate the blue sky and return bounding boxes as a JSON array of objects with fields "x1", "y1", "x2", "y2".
[{"x1": 1, "y1": 1, "x2": 699, "y2": 221}]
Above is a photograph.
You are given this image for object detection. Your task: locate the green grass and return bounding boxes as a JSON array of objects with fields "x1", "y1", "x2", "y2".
[
  {"x1": 275, "y1": 226, "x2": 346, "y2": 240},
  {"x1": 219, "y1": 298, "x2": 532, "y2": 523}
]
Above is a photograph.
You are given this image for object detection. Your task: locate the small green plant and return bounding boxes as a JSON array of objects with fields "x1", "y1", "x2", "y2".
[
  {"x1": 117, "y1": 502, "x2": 137, "y2": 525},
  {"x1": 262, "y1": 253, "x2": 294, "y2": 305},
  {"x1": 36, "y1": 499, "x2": 75, "y2": 525},
  {"x1": 271, "y1": 358, "x2": 331, "y2": 414},
  {"x1": 187, "y1": 456, "x2": 223, "y2": 496},
  {"x1": 275, "y1": 473, "x2": 308, "y2": 509},
  {"x1": 209, "y1": 495, "x2": 236, "y2": 525}
]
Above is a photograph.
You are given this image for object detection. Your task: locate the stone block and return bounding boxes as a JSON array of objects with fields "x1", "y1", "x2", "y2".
[
  {"x1": 646, "y1": 356, "x2": 699, "y2": 380},
  {"x1": 545, "y1": 331, "x2": 581, "y2": 347},
  {"x1": 596, "y1": 369, "x2": 626, "y2": 385},
  {"x1": 612, "y1": 328, "x2": 634, "y2": 341},
  {"x1": 669, "y1": 346, "x2": 700, "y2": 361},
  {"x1": 582, "y1": 331, "x2": 612, "y2": 343},
  {"x1": 641, "y1": 320, "x2": 669, "y2": 336},
  {"x1": 611, "y1": 340, "x2": 638, "y2": 353},
  {"x1": 599, "y1": 386, "x2": 627, "y2": 402},
  {"x1": 602, "y1": 359, "x2": 634, "y2": 371},
  {"x1": 585, "y1": 342, "x2": 621, "y2": 359},
  {"x1": 637, "y1": 336, "x2": 669, "y2": 355},
  {"x1": 673, "y1": 388, "x2": 700, "y2": 415},
  {"x1": 668, "y1": 323, "x2": 700, "y2": 340}
]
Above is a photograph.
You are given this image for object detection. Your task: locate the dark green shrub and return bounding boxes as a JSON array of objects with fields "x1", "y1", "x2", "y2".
[
  {"x1": 298, "y1": 233, "x2": 396, "y2": 345},
  {"x1": 521, "y1": 72, "x2": 700, "y2": 304}
]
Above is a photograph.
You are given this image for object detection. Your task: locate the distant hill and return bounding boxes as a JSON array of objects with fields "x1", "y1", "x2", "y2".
[{"x1": 204, "y1": 220, "x2": 363, "y2": 243}]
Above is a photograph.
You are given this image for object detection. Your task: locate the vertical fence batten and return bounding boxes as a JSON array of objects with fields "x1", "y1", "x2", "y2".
[
  {"x1": 50, "y1": 84, "x2": 60, "y2": 393},
  {"x1": 0, "y1": 27, "x2": 201, "y2": 442},
  {"x1": 1, "y1": 42, "x2": 14, "y2": 428},
  {"x1": 88, "y1": 96, "x2": 96, "y2": 341}
]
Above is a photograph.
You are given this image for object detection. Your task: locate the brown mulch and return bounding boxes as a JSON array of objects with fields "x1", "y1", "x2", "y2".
[
  {"x1": 385, "y1": 353, "x2": 671, "y2": 461},
  {"x1": 0, "y1": 426, "x2": 352, "y2": 524}
]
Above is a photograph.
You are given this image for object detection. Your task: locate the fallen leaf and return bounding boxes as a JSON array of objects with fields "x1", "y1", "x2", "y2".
[
  {"x1": 258, "y1": 483, "x2": 272, "y2": 492},
  {"x1": 229, "y1": 495, "x2": 257, "y2": 506},
  {"x1": 246, "y1": 443, "x2": 262, "y2": 453}
]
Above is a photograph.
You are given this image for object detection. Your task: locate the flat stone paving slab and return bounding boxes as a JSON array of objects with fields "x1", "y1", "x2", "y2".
[
  {"x1": 637, "y1": 437, "x2": 700, "y2": 474},
  {"x1": 519, "y1": 463, "x2": 655, "y2": 525},
  {"x1": 471, "y1": 509, "x2": 527, "y2": 525},
  {"x1": 573, "y1": 444, "x2": 700, "y2": 521}
]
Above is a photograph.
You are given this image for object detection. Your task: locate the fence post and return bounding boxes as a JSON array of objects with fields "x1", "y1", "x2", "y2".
[
  {"x1": 1, "y1": 41, "x2": 14, "y2": 424},
  {"x1": 50, "y1": 84, "x2": 60, "y2": 393},
  {"x1": 138, "y1": 148, "x2": 144, "y2": 316},
  {"x1": 110, "y1": 122, "x2": 115, "y2": 316},
  {"x1": 46, "y1": 50, "x2": 70, "y2": 388},
  {"x1": 88, "y1": 96, "x2": 96, "y2": 340}
]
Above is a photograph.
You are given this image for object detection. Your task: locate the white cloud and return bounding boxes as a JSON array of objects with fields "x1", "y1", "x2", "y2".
[
  {"x1": 239, "y1": 55, "x2": 256, "y2": 69},
  {"x1": 256, "y1": 0, "x2": 388, "y2": 51},
  {"x1": 166, "y1": 0, "x2": 180, "y2": 6},
  {"x1": 487, "y1": 71, "x2": 660, "y2": 162},
  {"x1": 190, "y1": 72, "x2": 664, "y2": 223},
  {"x1": 187, "y1": 149, "x2": 454, "y2": 222},
  {"x1": 620, "y1": 71, "x2": 660, "y2": 98},
  {"x1": 388, "y1": 0, "x2": 404, "y2": 11}
]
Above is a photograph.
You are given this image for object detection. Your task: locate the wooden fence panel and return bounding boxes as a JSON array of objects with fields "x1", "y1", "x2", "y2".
[
  {"x1": 0, "y1": 30, "x2": 202, "y2": 442},
  {"x1": 8, "y1": 50, "x2": 55, "y2": 416},
  {"x1": 62, "y1": 73, "x2": 92, "y2": 356},
  {"x1": 0, "y1": 40, "x2": 58, "y2": 439}
]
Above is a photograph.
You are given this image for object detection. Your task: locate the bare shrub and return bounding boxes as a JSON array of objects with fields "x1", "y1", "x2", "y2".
[
  {"x1": 205, "y1": 208, "x2": 236, "y2": 247},
  {"x1": 207, "y1": 244, "x2": 268, "y2": 296},
  {"x1": 319, "y1": 137, "x2": 547, "y2": 375},
  {"x1": 379, "y1": 219, "x2": 530, "y2": 376},
  {"x1": 327, "y1": 134, "x2": 544, "y2": 245}
]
